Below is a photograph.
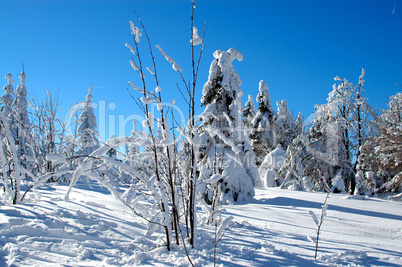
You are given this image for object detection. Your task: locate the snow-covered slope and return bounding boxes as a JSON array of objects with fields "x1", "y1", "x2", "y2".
[{"x1": 1, "y1": 185, "x2": 401, "y2": 266}]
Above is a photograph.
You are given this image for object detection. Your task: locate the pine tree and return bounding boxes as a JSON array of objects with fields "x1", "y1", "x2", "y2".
[
  {"x1": 77, "y1": 86, "x2": 100, "y2": 156},
  {"x1": 198, "y1": 48, "x2": 256, "y2": 202},
  {"x1": 2, "y1": 73, "x2": 14, "y2": 117},
  {"x1": 295, "y1": 111, "x2": 304, "y2": 137},
  {"x1": 249, "y1": 80, "x2": 276, "y2": 167},
  {"x1": 242, "y1": 94, "x2": 256, "y2": 128},
  {"x1": 13, "y1": 71, "x2": 34, "y2": 171},
  {"x1": 274, "y1": 99, "x2": 295, "y2": 151}
]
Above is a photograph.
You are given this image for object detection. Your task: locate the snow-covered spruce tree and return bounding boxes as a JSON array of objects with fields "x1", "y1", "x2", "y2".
[
  {"x1": 13, "y1": 71, "x2": 34, "y2": 172},
  {"x1": 274, "y1": 111, "x2": 306, "y2": 190},
  {"x1": 0, "y1": 72, "x2": 37, "y2": 203},
  {"x1": 0, "y1": 106, "x2": 37, "y2": 204},
  {"x1": 1, "y1": 73, "x2": 14, "y2": 118},
  {"x1": 274, "y1": 99, "x2": 296, "y2": 151},
  {"x1": 373, "y1": 92, "x2": 402, "y2": 194},
  {"x1": 295, "y1": 111, "x2": 304, "y2": 137},
  {"x1": 76, "y1": 86, "x2": 100, "y2": 156},
  {"x1": 242, "y1": 94, "x2": 256, "y2": 128},
  {"x1": 198, "y1": 48, "x2": 257, "y2": 202},
  {"x1": 249, "y1": 80, "x2": 277, "y2": 167}
]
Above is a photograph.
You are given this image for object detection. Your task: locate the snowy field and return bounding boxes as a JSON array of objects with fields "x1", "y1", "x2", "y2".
[{"x1": 1, "y1": 185, "x2": 401, "y2": 266}]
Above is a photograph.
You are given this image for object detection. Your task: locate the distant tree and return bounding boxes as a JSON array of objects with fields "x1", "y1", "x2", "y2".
[
  {"x1": 274, "y1": 99, "x2": 296, "y2": 151},
  {"x1": 242, "y1": 94, "x2": 256, "y2": 128},
  {"x1": 374, "y1": 92, "x2": 402, "y2": 193},
  {"x1": 1, "y1": 73, "x2": 14, "y2": 118},
  {"x1": 294, "y1": 111, "x2": 304, "y2": 137},
  {"x1": 0, "y1": 72, "x2": 36, "y2": 204},
  {"x1": 77, "y1": 86, "x2": 100, "y2": 156},
  {"x1": 249, "y1": 80, "x2": 276, "y2": 167},
  {"x1": 352, "y1": 69, "x2": 376, "y2": 171},
  {"x1": 30, "y1": 89, "x2": 61, "y2": 175},
  {"x1": 13, "y1": 71, "x2": 34, "y2": 172}
]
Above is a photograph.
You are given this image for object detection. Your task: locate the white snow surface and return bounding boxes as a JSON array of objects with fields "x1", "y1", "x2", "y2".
[{"x1": 0, "y1": 185, "x2": 401, "y2": 266}]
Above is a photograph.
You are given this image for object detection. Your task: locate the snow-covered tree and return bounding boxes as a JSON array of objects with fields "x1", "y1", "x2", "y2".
[
  {"x1": 276, "y1": 136, "x2": 308, "y2": 190},
  {"x1": 198, "y1": 48, "x2": 256, "y2": 202},
  {"x1": 30, "y1": 90, "x2": 61, "y2": 175},
  {"x1": 77, "y1": 86, "x2": 99, "y2": 156},
  {"x1": 13, "y1": 71, "x2": 34, "y2": 171},
  {"x1": 249, "y1": 80, "x2": 276, "y2": 167},
  {"x1": 352, "y1": 69, "x2": 376, "y2": 172},
  {"x1": 0, "y1": 103, "x2": 37, "y2": 204},
  {"x1": 374, "y1": 92, "x2": 402, "y2": 193},
  {"x1": 306, "y1": 76, "x2": 357, "y2": 193},
  {"x1": 295, "y1": 111, "x2": 304, "y2": 137},
  {"x1": 2, "y1": 73, "x2": 14, "y2": 118},
  {"x1": 242, "y1": 94, "x2": 256, "y2": 128},
  {"x1": 304, "y1": 107, "x2": 338, "y2": 191},
  {"x1": 274, "y1": 99, "x2": 296, "y2": 151}
]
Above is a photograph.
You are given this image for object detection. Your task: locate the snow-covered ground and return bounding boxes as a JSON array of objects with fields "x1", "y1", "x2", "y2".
[{"x1": 1, "y1": 185, "x2": 401, "y2": 266}]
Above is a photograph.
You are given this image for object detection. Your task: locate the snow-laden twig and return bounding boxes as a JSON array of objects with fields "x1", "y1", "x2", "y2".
[{"x1": 309, "y1": 191, "x2": 330, "y2": 259}]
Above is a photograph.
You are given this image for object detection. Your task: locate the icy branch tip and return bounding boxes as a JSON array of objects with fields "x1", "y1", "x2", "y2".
[{"x1": 190, "y1": 27, "x2": 203, "y2": 46}]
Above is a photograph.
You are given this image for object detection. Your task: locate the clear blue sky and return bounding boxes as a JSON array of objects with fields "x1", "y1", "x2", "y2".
[{"x1": 1, "y1": 0, "x2": 401, "y2": 141}]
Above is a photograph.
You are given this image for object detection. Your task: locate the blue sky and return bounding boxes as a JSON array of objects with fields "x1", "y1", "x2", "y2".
[{"x1": 1, "y1": 0, "x2": 401, "y2": 141}]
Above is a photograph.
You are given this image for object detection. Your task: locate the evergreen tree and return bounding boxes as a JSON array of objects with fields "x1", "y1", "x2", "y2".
[
  {"x1": 242, "y1": 94, "x2": 256, "y2": 128},
  {"x1": 198, "y1": 48, "x2": 256, "y2": 202},
  {"x1": 13, "y1": 71, "x2": 34, "y2": 170},
  {"x1": 274, "y1": 99, "x2": 295, "y2": 151},
  {"x1": 77, "y1": 86, "x2": 99, "y2": 156},
  {"x1": 2, "y1": 73, "x2": 14, "y2": 117},
  {"x1": 249, "y1": 80, "x2": 276, "y2": 167},
  {"x1": 295, "y1": 111, "x2": 304, "y2": 137}
]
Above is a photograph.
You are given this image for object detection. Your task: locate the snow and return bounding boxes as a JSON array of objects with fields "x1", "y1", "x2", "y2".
[
  {"x1": 45, "y1": 154, "x2": 67, "y2": 165},
  {"x1": 155, "y1": 45, "x2": 182, "y2": 71},
  {"x1": 146, "y1": 67, "x2": 155, "y2": 75},
  {"x1": 1, "y1": 184, "x2": 401, "y2": 266},
  {"x1": 124, "y1": 43, "x2": 136, "y2": 55},
  {"x1": 129, "y1": 60, "x2": 139, "y2": 71},
  {"x1": 190, "y1": 26, "x2": 203, "y2": 45},
  {"x1": 259, "y1": 144, "x2": 286, "y2": 187},
  {"x1": 140, "y1": 96, "x2": 155, "y2": 105}
]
